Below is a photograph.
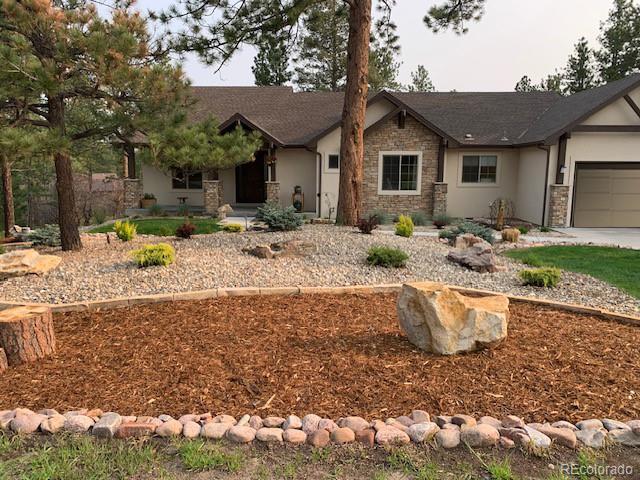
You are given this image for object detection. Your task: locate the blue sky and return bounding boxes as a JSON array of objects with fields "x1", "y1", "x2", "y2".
[{"x1": 129, "y1": 0, "x2": 614, "y2": 91}]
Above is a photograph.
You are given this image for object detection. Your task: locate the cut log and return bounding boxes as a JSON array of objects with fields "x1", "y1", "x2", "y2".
[
  {"x1": 0, "y1": 306, "x2": 56, "y2": 366},
  {"x1": 0, "y1": 347, "x2": 7, "y2": 373}
]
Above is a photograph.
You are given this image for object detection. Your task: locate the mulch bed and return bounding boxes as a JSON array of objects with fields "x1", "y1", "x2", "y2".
[{"x1": 0, "y1": 293, "x2": 638, "y2": 422}]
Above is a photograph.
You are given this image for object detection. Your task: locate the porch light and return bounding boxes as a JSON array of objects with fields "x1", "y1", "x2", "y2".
[{"x1": 560, "y1": 166, "x2": 567, "y2": 174}]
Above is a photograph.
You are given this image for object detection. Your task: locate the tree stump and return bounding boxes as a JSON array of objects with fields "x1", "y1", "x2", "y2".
[
  {"x1": 0, "y1": 347, "x2": 7, "y2": 373},
  {"x1": 0, "y1": 306, "x2": 56, "y2": 366}
]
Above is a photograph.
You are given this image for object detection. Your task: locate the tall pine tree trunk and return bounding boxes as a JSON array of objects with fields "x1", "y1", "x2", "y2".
[
  {"x1": 49, "y1": 96, "x2": 82, "y2": 251},
  {"x1": 1, "y1": 155, "x2": 14, "y2": 237},
  {"x1": 336, "y1": 0, "x2": 371, "y2": 225}
]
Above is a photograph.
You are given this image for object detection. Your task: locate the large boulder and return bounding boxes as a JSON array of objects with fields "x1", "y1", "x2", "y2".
[
  {"x1": 0, "y1": 249, "x2": 61, "y2": 280},
  {"x1": 243, "y1": 240, "x2": 315, "y2": 259},
  {"x1": 397, "y1": 282, "x2": 509, "y2": 355},
  {"x1": 447, "y1": 235, "x2": 498, "y2": 273}
]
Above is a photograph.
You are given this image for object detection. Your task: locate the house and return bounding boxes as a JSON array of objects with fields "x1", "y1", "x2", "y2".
[{"x1": 126, "y1": 73, "x2": 640, "y2": 228}]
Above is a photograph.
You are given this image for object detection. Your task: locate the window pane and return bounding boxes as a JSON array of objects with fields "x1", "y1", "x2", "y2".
[
  {"x1": 382, "y1": 155, "x2": 400, "y2": 190},
  {"x1": 328, "y1": 154, "x2": 339, "y2": 169},
  {"x1": 479, "y1": 156, "x2": 497, "y2": 183},
  {"x1": 461, "y1": 156, "x2": 480, "y2": 183},
  {"x1": 172, "y1": 168, "x2": 187, "y2": 189},
  {"x1": 400, "y1": 155, "x2": 418, "y2": 190},
  {"x1": 188, "y1": 171, "x2": 203, "y2": 189}
]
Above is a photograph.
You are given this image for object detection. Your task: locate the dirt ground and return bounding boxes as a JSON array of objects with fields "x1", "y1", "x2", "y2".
[{"x1": 0, "y1": 293, "x2": 638, "y2": 422}]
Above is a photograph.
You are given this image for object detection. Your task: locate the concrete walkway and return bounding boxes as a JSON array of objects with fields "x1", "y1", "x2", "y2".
[{"x1": 549, "y1": 228, "x2": 640, "y2": 250}]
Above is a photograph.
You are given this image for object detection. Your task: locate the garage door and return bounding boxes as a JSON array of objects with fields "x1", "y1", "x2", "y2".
[{"x1": 573, "y1": 163, "x2": 640, "y2": 227}]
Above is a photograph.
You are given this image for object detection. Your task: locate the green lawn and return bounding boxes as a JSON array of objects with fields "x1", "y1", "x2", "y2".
[
  {"x1": 88, "y1": 218, "x2": 221, "y2": 236},
  {"x1": 504, "y1": 245, "x2": 640, "y2": 299}
]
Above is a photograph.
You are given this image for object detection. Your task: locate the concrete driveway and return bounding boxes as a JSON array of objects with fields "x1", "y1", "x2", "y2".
[{"x1": 539, "y1": 228, "x2": 640, "y2": 250}]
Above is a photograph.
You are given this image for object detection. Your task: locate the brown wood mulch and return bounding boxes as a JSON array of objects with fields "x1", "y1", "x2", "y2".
[{"x1": 0, "y1": 293, "x2": 638, "y2": 423}]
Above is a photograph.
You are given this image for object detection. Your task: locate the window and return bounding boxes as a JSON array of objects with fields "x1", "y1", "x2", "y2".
[
  {"x1": 461, "y1": 155, "x2": 497, "y2": 184},
  {"x1": 379, "y1": 153, "x2": 421, "y2": 194},
  {"x1": 327, "y1": 154, "x2": 340, "y2": 170},
  {"x1": 172, "y1": 168, "x2": 203, "y2": 190}
]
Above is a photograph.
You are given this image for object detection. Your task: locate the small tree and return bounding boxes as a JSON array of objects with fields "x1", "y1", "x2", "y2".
[
  {"x1": 407, "y1": 65, "x2": 435, "y2": 92},
  {"x1": 596, "y1": 0, "x2": 640, "y2": 82},
  {"x1": 515, "y1": 75, "x2": 537, "y2": 92},
  {"x1": 252, "y1": 30, "x2": 292, "y2": 86},
  {"x1": 564, "y1": 37, "x2": 598, "y2": 94}
]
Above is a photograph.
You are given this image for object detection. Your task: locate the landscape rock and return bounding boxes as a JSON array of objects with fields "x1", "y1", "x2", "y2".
[
  {"x1": 331, "y1": 427, "x2": 355, "y2": 444},
  {"x1": 385, "y1": 419, "x2": 409, "y2": 433},
  {"x1": 301, "y1": 414, "x2": 321, "y2": 434},
  {"x1": 355, "y1": 428, "x2": 375, "y2": 447},
  {"x1": 501, "y1": 415, "x2": 525, "y2": 429},
  {"x1": 410, "y1": 410, "x2": 430, "y2": 423},
  {"x1": 452, "y1": 414, "x2": 477, "y2": 428},
  {"x1": 397, "y1": 282, "x2": 509, "y2": 355},
  {"x1": 394, "y1": 416, "x2": 414, "y2": 427},
  {"x1": 217, "y1": 204, "x2": 233, "y2": 219},
  {"x1": 551, "y1": 421, "x2": 577, "y2": 431},
  {"x1": 212, "y1": 414, "x2": 236, "y2": 425},
  {"x1": 182, "y1": 421, "x2": 201, "y2": 438},
  {"x1": 375, "y1": 426, "x2": 410, "y2": 445},
  {"x1": 156, "y1": 419, "x2": 183, "y2": 437},
  {"x1": 236, "y1": 414, "x2": 250, "y2": 427},
  {"x1": 256, "y1": 427, "x2": 284, "y2": 442},
  {"x1": 226, "y1": 426, "x2": 256, "y2": 443},
  {"x1": 534, "y1": 424, "x2": 577, "y2": 448},
  {"x1": 499, "y1": 427, "x2": 529, "y2": 445},
  {"x1": 407, "y1": 422, "x2": 440, "y2": 443},
  {"x1": 0, "y1": 249, "x2": 61, "y2": 279},
  {"x1": 282, "y1": 415, "x2": 302, "y2": 430},
  {"x1": 524, "y1": 425, "x2": 552, "y2": 449},
  {"x1": 499, "y1": 437, "x2": 515, "y2": 449},
  {"x1": 158, "y1": 414, "x2": 173, "y2": 422},
  {"x1": 64, "y1": 415, "x2": 95, "y2": 433},
  {"x1": 318, "y1": 418, "x2": 338, "y2": 432},
  {"x1": 242, "y1": 245, "x2": 274, "y2": 259},
  {"x1": 263, "y1": 416, "x2": 285, "y2": 428},
  {"x1": 178, "y1": 414, "x2": 198, "y2": 424},
  {"x1": 0, "y1": 410, "x2": 15, "y2": 430},
  {"x1": 608, "y1": 428, "x2": 640, "y2": 447},
  {"x1": 201, "y1": 422, "x2": 231, "y2": 439},
  {"x1": 249, "y1": 415, "x2": 263, "y2": 430},
  {"x1": 602, "y1": 419, "x2": 630, "y2": 431},
  {"x1": 10, "y1": 414, "x2": 46, "y2": 434},
  {"x1": 307, "y1": 429, "x2": 330, "y2": 447},
  {"x1": 434, "y1": 416, "x2": 452, "y2": 428},
  {"x1": 478, "y1": 416, "x2": 502, "y2": 429},
  {"x1": 0, "y1": 348, "x2": 7, "y2": 373},
  {"x1": 576, "y1": 419, "x2": 604, "y2": 431},
  {"x1": 447, "y1": 236, "x2": 499, "y2": 273},
  {"x1": 40, "y1": 414, "x2": 66, "y2": 434},
  {"x1": 92, "y1": 413, "x2": 122, "y2": 438},
  {"x1": 283, "y1": 429, "x2": 307, "y2": 444},
  {"x1": 460, "y1": 424, "x2": 500, "y2": 447},
  {"x1": 576, "y1": 429, "x2": 607, "y2": 449},
  {"x1": 435, "y1": 428, "x2": 460, "y2": 449},
  {"x1": 115, "y1": 422, "x2": 155, "y2": 438}
]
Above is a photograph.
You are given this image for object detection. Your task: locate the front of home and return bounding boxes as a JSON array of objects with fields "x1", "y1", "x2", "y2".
[{"x1": 124, "y1": 74, "x2": 640, "y2": 227}]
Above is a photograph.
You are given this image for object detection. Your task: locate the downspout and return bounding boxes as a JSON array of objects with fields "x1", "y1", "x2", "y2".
[
  {"x1": 316, "y1": 151, "x2": 322, "y2": 218},
  {"x1": 538, "y1": 145, "x2": 551, "y2": 227}
]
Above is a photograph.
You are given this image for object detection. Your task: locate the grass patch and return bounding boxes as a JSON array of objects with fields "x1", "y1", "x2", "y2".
[
  {"x1": 89, "y1": 217, "x2": 220, "y2": 236},
  {"x1": 176, "y1": 439, "x2": 244, "y2": 472},
  {"x1": 504, "y1": 245, "x2": 640, "y2": 298}
]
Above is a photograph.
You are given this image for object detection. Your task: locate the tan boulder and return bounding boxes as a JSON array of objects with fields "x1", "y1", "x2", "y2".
[
  {"x1": 0, "y1": 249, "x2": 61, "y2": 280},
  {"x1": 397, "y1": 282, "x2": 509, "y2": 355}
]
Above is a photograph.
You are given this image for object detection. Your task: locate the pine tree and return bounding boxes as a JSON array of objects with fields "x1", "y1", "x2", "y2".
[
  {"x1": 252, "y1": 31, "x2": 292, "y2": 86},
  {"x1": 515, "y1": 75, "x2": 537, "y2": 92},
  {"x1": 407, "y1": 65, "x2": 435, "y2": 92},
  {"x1": 539, "y1": 71, "x2": 564, "y2": 94},
  {"x1": 368, "y1": 13, "x2": 402, "y2": 91},
  {"x1": 564, "y1": 37, "x2": 598, "y2": 94},
  {"x1": 596, "y1": 0, "x2": 640, "y2": 82}
]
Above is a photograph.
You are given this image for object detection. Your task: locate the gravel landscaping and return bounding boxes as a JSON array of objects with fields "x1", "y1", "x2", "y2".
[{"x1": 1, "y1": 225, "x2": 638, "y2": 315}]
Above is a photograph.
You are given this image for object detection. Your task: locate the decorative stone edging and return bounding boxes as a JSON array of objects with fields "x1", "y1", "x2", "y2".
[
  {"x1": 1, "y1": 284, "x2": 638, "y2": 327},
  {"x1": 1, "y1": 408, "x2": 638, "y2": 450}
]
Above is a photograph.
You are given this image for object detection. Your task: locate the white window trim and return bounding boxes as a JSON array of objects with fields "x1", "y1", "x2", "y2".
[
  {"x1": 377, "y1": 151, "x2": 423, "y2": 196},
  {"x1": 457, "y1": 152, "x2": 501, "y2": 188},
  {"x1": 323, "y1": 153, "x2": 340, "y2": 174}
]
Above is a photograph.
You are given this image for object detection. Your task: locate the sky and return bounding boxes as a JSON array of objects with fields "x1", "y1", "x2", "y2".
[{"x1": 129, "y1": 0, "x2": 615, "y2": 92}]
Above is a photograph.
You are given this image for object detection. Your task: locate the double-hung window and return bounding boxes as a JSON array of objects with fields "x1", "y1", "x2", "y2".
[
  {"x1": 379, "y1": 152, "x2": 421, "y2": 194},
  {"x1": 172, "y1": 168, "x2": 203, "y2": 190},
  {"x1": 461, "y1": 155, "x2": 498, "y2": 184}
]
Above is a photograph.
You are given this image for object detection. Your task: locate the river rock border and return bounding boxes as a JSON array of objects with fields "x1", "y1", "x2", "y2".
[
  {"x1": 1, "y1": 409, "x2": 639, "y2": 450},
  {"x1": 0, "y1": 284, "x2": 638, "y2": 327}
]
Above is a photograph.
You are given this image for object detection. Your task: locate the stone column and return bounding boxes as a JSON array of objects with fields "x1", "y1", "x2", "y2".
[
  {"x1": 265, "y1": 181, "x2": 280, "y2": 204},
  {"x1": 203, "y1": 180, "x2": 223, "y2": 215},
  {"x1": 432, "y1": 182, "x2": 448, "y2": 217},
  {"x1": 548, "y1": 184, "x2": 570, "y2": 227},
  {"x1": 123, "y1": 179, "x2": 142, "y2": 210}
]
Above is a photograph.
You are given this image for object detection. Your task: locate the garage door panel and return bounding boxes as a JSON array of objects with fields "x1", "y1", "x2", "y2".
[{"x1": 573, "y1": 165, "x2": 640, "y2": 227}]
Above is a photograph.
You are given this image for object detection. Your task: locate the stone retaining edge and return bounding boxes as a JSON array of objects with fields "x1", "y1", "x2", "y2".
[{"x1": 1, "y1": 283, "x2": 638, "y2": 326}]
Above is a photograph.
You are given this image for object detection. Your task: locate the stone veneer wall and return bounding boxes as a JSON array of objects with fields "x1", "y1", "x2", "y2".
[
  {"x1": 123, "y1": 179, "x2": 142, "y2": 210},
  {"x1": 265, "y1": 182, "x2": 281, "y2": 204},
  {"x1": 203, "y1": 180, "x2": 223, "y2": 215},
  {"x1": 432, "y1": 183, "x2": 448, "y2": 217},
  {"x1": 548, "y1": 184, "x2": 570, "y2": 227},
  {"x1": 362, "y1": 116, "x2": 440, "y2": 216}
]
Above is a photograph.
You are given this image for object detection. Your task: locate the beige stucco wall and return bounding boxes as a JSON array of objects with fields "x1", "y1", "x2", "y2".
[
  {"x1": 516, "y1": 147, "x2": 548, "y2": 224},
  {"x1": 581, "y1": 90, "x2": 640, "y2": 125},
  {"x1": 275, "y1": 148, "x2": 317, "y2": 212},
  {"x1": 316, "y1": 98, "x2": 396, "y2": 218},
  {"x1": 444, "y1": 148, "x2": 520, "y2": 219},
  {"x1": 141, "y1": 163, "x2": 205, "y2": 207}
]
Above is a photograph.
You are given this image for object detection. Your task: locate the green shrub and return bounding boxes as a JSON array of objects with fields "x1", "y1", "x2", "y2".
[
  {"x1": 366, "y1": 246, "x2": 408, "y2": 268},
  {"x1": 370, "y1": 209, "x2": 391, "y2": 225},
  {"x1": 519, "y1": 267, "x2": 561, "y2": 288},
  {"x1": 395, "y1": 215, "x2": 414, "y2": 238},
  {"x1": 223, "y1": 223, "x2": 243, "y2": 232},
  {"x1": 539, "y1": 226, "x2": 551, "y2": 233},
  {"x1": 255, "y1": 201, "x2": 303, "y2": 231},
  {"x1": 0, "y1": 245, "x2": 5, "y2": 255},
  {"x1": 175, "y1": 222, "x2": 197, "y2": 239},
  {"x1": 149, "y1": 204, "x2": 164, "y2": 217},
  {"x1": 518, "y1": 225, "x2": 530, "y2": 235},
  {"x1": 438, "y1": 221, "x2": 494, "y2": 244},
  {"x1": 113, "y1": 220, "x2": 137, "y2": 242},
  {"x1": 131, "y1": 243, "x2": 176, "y2": 267},
  {"x1": 432, "y1": 214, "x2": 452, "y2": 229},
  {"x1": 92, "y1": 208, "x2": 107, "y2": 225},
  {"x1": 520, "y1": 254, "x2": 544, "y2": 267},
  {"x1": 142, "y1": 193, "x2": 156, "y2": 200},
  {"x1": 27, "y1": 224, "x2": 61, "y2": 247},
  {"x1": 410, "y1": 211, "x2": 429, "y2": 226}
]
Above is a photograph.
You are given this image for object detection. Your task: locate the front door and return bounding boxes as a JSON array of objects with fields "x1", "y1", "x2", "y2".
[{"x1": 236, "y1": 153, "x2": 265, "y2": 204}]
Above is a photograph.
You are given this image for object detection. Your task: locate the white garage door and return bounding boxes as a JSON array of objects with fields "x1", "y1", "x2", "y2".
[{"x1": 573, "y1": 164, "x2": 640, "y2": 227}]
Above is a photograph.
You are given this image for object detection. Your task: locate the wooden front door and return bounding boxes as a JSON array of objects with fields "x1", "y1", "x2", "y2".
[{"x1": 235, "y1": 153, "x2": 265, "y2": 204}]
